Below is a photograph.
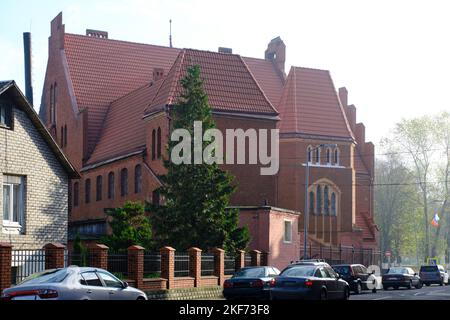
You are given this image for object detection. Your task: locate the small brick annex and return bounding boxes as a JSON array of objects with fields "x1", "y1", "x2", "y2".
[{"x1": 39, "y1": 12, "x2": 379, "y2": 267}]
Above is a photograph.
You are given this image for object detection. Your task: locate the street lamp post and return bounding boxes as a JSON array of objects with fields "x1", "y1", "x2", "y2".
[{"x1": 303, "y1": 143, "x2": 337, "y2": 260}]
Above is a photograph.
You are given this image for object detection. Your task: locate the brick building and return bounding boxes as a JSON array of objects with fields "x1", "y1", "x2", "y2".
[
  {"x1": 0, "y1": 80, "x2": 78, "y2": 249},
  {"x1": 39, "y1": 13, "x2": 378, "y2": 261}
]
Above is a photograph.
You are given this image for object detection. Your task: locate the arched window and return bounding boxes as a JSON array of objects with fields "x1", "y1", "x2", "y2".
[
  {"x1": 151, "y1": 129, "x2": 156, "y2": 160},
  {"x1": 334, "y1": 148, "x2": 339, "y2": 165},
  {"x1": 331, "y1": 192, "x2": 337, "y2": 216},
  {"x1": 326, "y1": 148, "x2": 331, "y2": 165},
  {"x1": 96, "y1": 175, "x2": 102, "y2": 201},
  {"x1": 73, "y1": 182, "x2": 79, "y2": 207},
  {"x1": 316, "y1": 185, "x2": 322, "y2": 214},
  {"x1": 85, "y1": 179, "x2": 91, "y2": 204},
  {"x1": 120, "y1": 168, "x2": 128, "y2": 197},
  {"x1": 314, "y1": 147, "x2": 320, "y2": 164},
  {"x1": 309, "y1": 191, "x2": 315, "y2": 214},
  {"x1": 108, "y1": 172, "x2": 115, "y2": 199},
  {"x1": 324, "y1": 186, "x2": 329, "y2": 215},
  {"x1": 157, "y1": 127, "x2": 162, "y2": 159},
  {"x1": 134, "y1": 164, "x2": 142, "y2": 193},
  {"x1": 307, "y1": 146, "x2": 312, "y2": 163}
]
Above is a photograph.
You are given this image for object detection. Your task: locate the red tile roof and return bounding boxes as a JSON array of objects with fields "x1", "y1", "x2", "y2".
[
  {"x1": 64, "y1": 34, "x2": 180, "y2": 154},
  {"x1": 277, "y1": 67, "x2": 354, "y2": 139},
  {"x1": 86, "y1": 80, "x2": 163, "y2": 165},
  {"x1": 144, "y1": 49, "x2": 278, "y2": 116}
]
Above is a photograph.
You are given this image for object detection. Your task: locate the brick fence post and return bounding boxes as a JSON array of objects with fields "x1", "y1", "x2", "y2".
[
  {"x1": 261, "y1": 251, "x2": 270, "y2": 266},
  {"x1": 250, "y1": 250, "x2": 261, "y2": 267},
  {"x1": 235, "y1": 250, "x2": 245, "y2": 271},
  {"x1": 0, "y1": 243, "x2": 12, "y2": 293},
  {"x1": 160, "y1": 246, "x2": 175, "y2": 289},
  {"x1": 188, "y1": 247, "x2": 202, "y2": 287},
  {"x1": 212, "y1": 248, "x2": 224, "y2": 286},
  {"x1": 43, "y1": 243, "x2": 66, "y2": 269},
  {"x1": 128, "y1": 245, "x2": 144, "y2": 289},
  {"x1": 89, "y1": 244, "x2": 109, "y2": 269}
]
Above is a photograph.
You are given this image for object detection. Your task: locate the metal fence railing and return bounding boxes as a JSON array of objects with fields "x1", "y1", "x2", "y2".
[
  {"x1": 107, "y1": 252, "x2": 128, "y2": 279},
  {"x1": 201, "y1": 253, "x2": 215, "y2": 276},
  {"x1": 11, "y1": 250, "x2": 46, "y2": 285},
  {"x1": 174, "y1": 252, "x2": 189, "y2": 277},
  {"x1": 144, "y1": 252, "x2": 161, "y2": 278},
  {"x1": 224, "y1": 254, "x2": 236, "y2": 275}
]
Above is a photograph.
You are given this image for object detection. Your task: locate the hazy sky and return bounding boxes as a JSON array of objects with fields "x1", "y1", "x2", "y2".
[{"x1": 1, "y1": 0, "x2": 449, "y2": 145}]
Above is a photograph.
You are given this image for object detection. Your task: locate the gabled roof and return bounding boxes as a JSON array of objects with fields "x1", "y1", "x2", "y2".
[
  {"x1": 277, "y1": 67, "x2": 354, "y2": 139},
  {"x1": 64, "y1": 34, "x2": 180, "y2": 153},
  {"x1": 0, "y1": 81, "x2": 79, "y2": 178},
  {"x1": 144, "y1": 49, "x2": 279, "y2": 116},
  {"x1": 86, "y1": 80, "x2": 164, "y2": 166}
]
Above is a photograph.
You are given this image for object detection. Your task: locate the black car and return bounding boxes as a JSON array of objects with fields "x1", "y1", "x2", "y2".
[
  {"x1": 270, "y1": 262, "x2": 350, "y2": 300},
  {"x1": 223, "y1": 266, "x2": 280, "y2": 300},
  {"x1": 382, "y1": 267, "x2": 422, "y2": 290},
  {"x1": 332, "y1": 264, "x2": 377, "y2": 294}
]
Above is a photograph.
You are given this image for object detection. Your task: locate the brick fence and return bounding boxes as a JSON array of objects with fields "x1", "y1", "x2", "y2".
[{"x1": 0, "y1": 242, "x2": 268, "y2": 293}]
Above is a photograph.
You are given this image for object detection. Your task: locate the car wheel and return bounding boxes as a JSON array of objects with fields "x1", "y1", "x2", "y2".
[
  {"x1": 407, "y1": 280, "x2": 413, "y2": 289},
  {"x1": 319, "y1": 289, "x2": 327, "y2": 300},
  {"x1": 136, "y1": 296, "x2": 146, "y2": 300},
  {"x1": 342, "y1": 287, "x2": 350, "y2": 300},
  {"x1": 415, "y1": 281, "x2": 423, "y2": 289},
  {"x1": 425, "y1": 283, "x2": 431, "y2": 286},
  {"x1": 440, "y1": 279, "x2": 444, "y2": 286},
  {"x1": 355, "y1": 282, "x2": 362, "y2": 294}
]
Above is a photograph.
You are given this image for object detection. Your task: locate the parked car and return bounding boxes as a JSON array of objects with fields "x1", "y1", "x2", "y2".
[
  {"x1": 382, "y1": 267, "x2": 422, "y2": 290},
  {"x1": 332, "y1": 264, "x2": 378, "y2": 294},
  {"x1": 270, "y1": 261, "x2": 350, "y2": 300},
  {"x1": 0, "y1": 266, "x2": 147, "y2": 300},
  {"x1": 419, "y1": 265, "x2": 449, "y2": 286},
  {"x1": 223, "y1": 266, "x2": 280, "y2": 300}
]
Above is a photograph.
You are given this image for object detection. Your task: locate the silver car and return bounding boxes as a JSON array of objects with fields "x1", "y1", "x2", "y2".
[{"x1": 0, "y1": 266, "x2": 147, "y2": 300}]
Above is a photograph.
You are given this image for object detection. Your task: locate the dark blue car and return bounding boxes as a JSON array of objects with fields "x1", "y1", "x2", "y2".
[{"x1": 223, "y1": 266, "x2": 280, "y2": 300}]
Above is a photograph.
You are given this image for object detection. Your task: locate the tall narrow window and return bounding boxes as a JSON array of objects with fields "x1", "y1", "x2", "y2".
[
  {"x1": 108, "y1": 172, "x2": 115, "y2": 199},
  {"x1": 134, "y1": 165, "x2": 142, "y2": 193},
  {"x1": 157, "y1": 127, "x2": 162, "y2": 159},
  {"x1": 73, "y1": 182, "x2": 79, "y2": 207},
  {"x1": 309, "y1": 191, "x2": 315, "y2": 214},
  {"x1": 85, "y1": 179, "x2": 91, "y2": 204},
  {"x1": 316, "y1": 185, "x2": 322, "y2": 214},
  {"x1": 307, "y1": 146, "x2": 312, "y2": 163},
  {"x1": 334, "y1": 148, "x2": 339, "y2": 165},
  {"x1": 331, "y1": 193, "x2": 337, "y2": 216},
  {"x1": 120, "y1": 168, "x2": 128, "y2": 197},
  {"x1": 284, "y1": 220, "x2": 292, "y2": 243},
  {"x1": 3, "y1": 175, "x2": 25, "y2": 230},
  {"x1": 0, "y1": 101, "x2": 12, "y2": 128},
  {"x1": 96, "y1": 175, "x2": 102, "y2": 201},
  {"x1": 324, "y1": 186, "x2": 329, "y2": 215},
  {"x1": 64, "y1": 124, "x2": 67, "y2": 147},
  {"x1": 315, "y1": 147, "x2": 320, "y2": 164},
  {"x1": 326, "y1": 148, "x2": 331, "y2": 164},
  {"x1": 151, "y1": 129, "x2": 156, "y2": 160}
]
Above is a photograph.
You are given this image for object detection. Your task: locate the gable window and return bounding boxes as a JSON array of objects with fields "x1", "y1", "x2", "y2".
[
  {"x1": 96, "y1": 175, "x2": 102, "y2": 201},
  {"x1": 151, "y1": 129, "x2": 156, "y2": 160},
  {"x1": 85, "y1": 179, "x2": 91, "y2": 204},
  {"x1": 157, "y1": 127, "x2": 162, "y2": 159},
  {"x1": 120, "y1": 168, "x2": 128, "y2": 197},
  {"x1": 108, "y1": 172, "x2": 115, "y2": 199},
  {"x1": 0, "y1": 101, "x2": 13, "y2": 128},
  {"x1": 284, "y1": 220, "x2": 292, "y2": 243},
  {"x1": 73, "y1": 182, "x2": 79, "y2": 207},
  {"x1": 3, "y1": 175, "x2": 25, "y2": 233},
  {"x1": 134, "y1": 165, "x2": 142, "y2": 193},
  {"x1": 324, "y1": 186, "x2": 330, "y2": 215},
  {"x1": 316, "y1": 185, "x2": 322, "y2": 214}
]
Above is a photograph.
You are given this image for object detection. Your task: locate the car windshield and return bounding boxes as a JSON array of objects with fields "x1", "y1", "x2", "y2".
[
  {"x1": 233, "y1": 267, "x2": 266, "y2": 278},
  {"x1": 333, "y1": 266, "x2": 351, "y2": 276},
  {"x1": 19, "y1": 269, "x2": 69, "y2": 285},
  {"x1": 387, "y1": 267, "x2": 407, "y2": 274},
  {"x1": 420, "y1": 266, "x2": 438, "y2": 272},
  {"x1": 281, "y1": 266, "x2": 316, "y2": 277}
]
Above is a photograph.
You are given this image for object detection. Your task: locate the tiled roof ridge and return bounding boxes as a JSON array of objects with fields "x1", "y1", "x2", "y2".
[
  {"x1": 168, "y1": 49, "x2": 187, "y2": 105},
  {"x1": 239, "y1": 55, "x2": 279, "y2": 115}
]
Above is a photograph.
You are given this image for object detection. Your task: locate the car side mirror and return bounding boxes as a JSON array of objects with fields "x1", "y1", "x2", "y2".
[
  {"x1": 122, "y1": 281, "x2": 129, "y2": 288},
  {"x1": 336, "y1": 273, "x2": 341, "y2": 279}
]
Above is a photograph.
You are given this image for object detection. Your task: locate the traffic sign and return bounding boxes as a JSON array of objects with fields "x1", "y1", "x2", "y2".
[{"x1": 385, "y1": 251, "x2": 391, "y2": 257}]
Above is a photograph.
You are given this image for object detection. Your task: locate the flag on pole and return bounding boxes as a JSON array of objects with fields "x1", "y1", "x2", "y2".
[{"x1": 431, "y1": 213, "x2": 440, "y2": 227}]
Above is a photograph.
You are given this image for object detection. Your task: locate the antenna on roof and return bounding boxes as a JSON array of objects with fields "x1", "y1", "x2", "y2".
[{"x1": 169, "y1": 19, "x2": 173, "y2": 48}]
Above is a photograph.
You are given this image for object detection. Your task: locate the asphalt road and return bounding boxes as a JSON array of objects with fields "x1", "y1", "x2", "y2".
[{"x1": 350, "y1": 284, "x2": 450, "y2": 300}]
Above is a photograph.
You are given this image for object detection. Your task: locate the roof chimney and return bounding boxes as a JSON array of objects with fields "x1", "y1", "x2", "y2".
[
  {"x1": 153, "y1": 68, "x2": 164, "y2": 81},
  {"x1": 86, "y1": 29, "x2": 108, "y2": 39},
  {"x1": 23, "y1": 32, "x2": 33, "y2": 106},
  {"x1": 265, "y1": 36, "x2": 286, "y2": 77},
  {"x1": 218, "y1": 47, "x2": 233, "y2": 54}
]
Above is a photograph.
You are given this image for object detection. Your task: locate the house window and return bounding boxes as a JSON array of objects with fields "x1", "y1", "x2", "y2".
[
  {"x1": 96, "y1": 175, "x2": 102, "y2": 201},
  {"x1": 314, "y1": 147, "x2": 320, "y2": 164},
  {"x1": 134, "y1": 165, "x2": 142, "y2": 193},
  {"x1": 331, "y1": 193, "x2": 337, "y2": 216},
  {"x1": 108, "y1": 172, "x2": 115, "y2": 199},
  {"x1": 85, "y1": 179, "x2": 91, "y2": 204},
  {"x1": 120, "y1": 168, "x2": 128, "y2": 197},
  {"x1": 307, "y1": 146, "x2": 312, "y2": 163},
  {"x1": 326, "y1": 148, "x2": 331, "y2": 165},
  {"x1": 151, "y1": 129, "x2": 156, "y2": 160},
  {"x1": 334, "y1": 148, "x2": 340, "y2": 165},
  {"x1": 316, "y1": 185, "x2": 322, "y2": 214},
  {"x1": 2, "y1": 175, "x2": 25, "y2": 232},
  {"x1": 309, "y1": 191, "x2": 315, "y2": 214},
  {"x1": 284, "y1": 220, "x2": 292, "y2": 243},
  {"x1": 73, "y1": 182, "x2": 79, "y2": 207},
  {"x1": 0, "y1": 101, "x2": 13, "y2": 128},
  {"x1": 157, "y1": 127, "x2": 162, "y2": 159},
  {"x1": 324, "y1": 186, "x2": 329, "y2": 215}
]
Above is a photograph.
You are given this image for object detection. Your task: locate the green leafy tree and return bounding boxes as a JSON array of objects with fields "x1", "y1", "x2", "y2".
[
  {"x1": 102, "y1": 201, "x2": 153, "y2": 251},
  {"x1": 148, "y1": 65, "x2": 250, "y2": 252}
]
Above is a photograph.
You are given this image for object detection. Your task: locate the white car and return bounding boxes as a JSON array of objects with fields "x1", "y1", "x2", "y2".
[{"x1": 0, "y1": 266, "x2": 148, "y2": 300}]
